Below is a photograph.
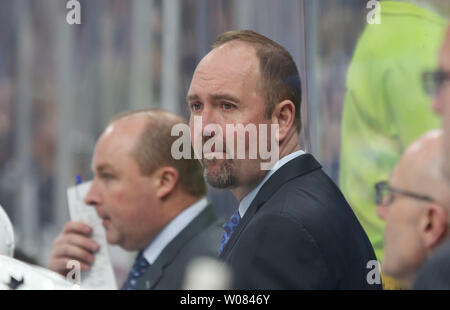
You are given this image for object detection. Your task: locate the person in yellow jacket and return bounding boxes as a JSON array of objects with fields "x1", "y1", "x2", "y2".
[{"x1": 339, "y1": 1, "x2": 447, "y2": 288}]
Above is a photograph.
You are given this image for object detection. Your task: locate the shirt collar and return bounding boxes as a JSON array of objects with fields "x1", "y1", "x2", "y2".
[
  {"x1": 143, "y1": 197, "x2": 208, "y2": 264},
  {"x1": 238, "y1": 150, "x2": 305, "y2": 218}
]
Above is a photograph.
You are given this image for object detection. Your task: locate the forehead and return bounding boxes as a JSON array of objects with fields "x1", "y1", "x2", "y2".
[
  {"x1": 92, "y1": 119, "x2": 145, "y2": 169},
  {"x1": 389, "y1": 156, "x2": 414, "y2": 192},
  {"x1": 389, "y1": 166, "x2": 403, "y2": 189},
  {"x1": 189, "y1": 42, "x2": 261, "y2": 93}
]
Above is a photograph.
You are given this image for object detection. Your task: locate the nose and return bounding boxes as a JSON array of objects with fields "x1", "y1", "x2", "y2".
[
  {"x1": 200, "y1": 105, "x2": 217, "y2": 133},
  {"x1": 376, "y1": 205, "x2": 389, "y2": 221},
  {"x1": 84, "y1": 180, "x2": 101, "y2": 207},
  {"x1": 191, "y1": 105, "x2": 220, "y2": 144}
]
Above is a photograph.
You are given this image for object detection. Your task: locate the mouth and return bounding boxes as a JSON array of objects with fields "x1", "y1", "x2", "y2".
[
  {"x1": 101, "y1": 217, "x2": 111, "y2": 228},
  {"x1": 97, "y1": 212, "x2": 111, "y2": 227}
]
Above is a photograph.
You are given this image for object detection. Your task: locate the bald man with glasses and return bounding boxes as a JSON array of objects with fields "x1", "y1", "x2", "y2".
[{"x1": 375, "y1": 130, "x2": 450, "y2": 288}]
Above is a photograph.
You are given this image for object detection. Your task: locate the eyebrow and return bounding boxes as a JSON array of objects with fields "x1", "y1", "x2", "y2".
[
  {"x1": 93, "y1": 163, "x2": 115, "y2": 174},
  {"x1": 186, "y1": 93, "x2": 240, "y2": 104},
  {"x1": 186, "y1": 94, "x2": 200, "y2": 102},
  {"x1": 211, "y1": 93, "x2": 240, "y2": 104}
]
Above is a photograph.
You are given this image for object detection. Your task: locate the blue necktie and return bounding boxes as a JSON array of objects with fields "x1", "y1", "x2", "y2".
[
  {"x1": 121, "y1": 251, "x2": 150, "y2": 290},
  {"x1": 219, "y1": 209, "x2": 241, "y2": 254}
]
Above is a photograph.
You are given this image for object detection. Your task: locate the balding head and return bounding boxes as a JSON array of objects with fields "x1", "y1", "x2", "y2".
[
  {"x1": 380, "y1": 130, "x2": 450, "y2": 287},
  {"x1": 212, "y1": 30, "x2": 302, "y2": 132},
  {"x1": 85, "y1": 109, "x2": 206, "y2": 250},
  {"x1": 110, "y1": 109, "x2": 206, "y2": 198},
  {"x1": 392, "y1": 130, "x2": 450, "y2": 206}
]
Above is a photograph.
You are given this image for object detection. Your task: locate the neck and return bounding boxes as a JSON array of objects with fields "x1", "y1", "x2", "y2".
[
  {"x1": 280, "y1": 128, "x2": 301, "y2": 158},
  {"x1": 231, "y1": 175, "x2": 265, "y2": 202},
  {"x1": 400, "y1": 274, "x2": 415, "y2": 290},
  {"x1": 164, "y1": 191, "x2": 202, "y2": 219},
  {"x1": 135, "y1": 191, "x2": 202, "y2": 251},
  {"x1": 231, "y1": 131, "x2": 301, "y2": 202}
]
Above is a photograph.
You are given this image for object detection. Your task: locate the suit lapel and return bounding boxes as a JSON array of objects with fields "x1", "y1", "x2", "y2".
[
  {"x1": 219, "y1": 154, "x2": 322, "y2": 258},
  {"x1": 134, "y1": 204, "x2": 217, "y2": 289},
  {"x1": 134, "y1": 261, "x2": 164, "y2": 290}
]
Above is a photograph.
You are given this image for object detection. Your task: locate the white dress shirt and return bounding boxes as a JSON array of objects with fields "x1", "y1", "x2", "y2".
[
  {"x1": 143, "y1": 197, "x2": 208, "y2": 264},
  {"x1": 238, "y1": 150, "x2": 305, "y2": 218}
]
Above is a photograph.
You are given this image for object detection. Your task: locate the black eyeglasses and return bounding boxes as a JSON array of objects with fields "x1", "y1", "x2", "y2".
[
  {"x1": 422, "y1": 70, "x2": 450, "y2": 96},
  {"x1": 375, "y1": 181, "x2": 434, "y2": 207}
]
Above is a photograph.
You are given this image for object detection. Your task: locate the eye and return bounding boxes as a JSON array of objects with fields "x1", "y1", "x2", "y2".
[
  {"x1": 190, "y1": 102, "x2": 202, "y2": 112},
  {"x1": 221, "y1": 103, "x2": 235, "y2": 111},
  {"x1": 100, "y1": 173, "x2": 115, "y2": 181}
]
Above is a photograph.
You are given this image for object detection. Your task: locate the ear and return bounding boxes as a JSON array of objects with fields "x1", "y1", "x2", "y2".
[
  {"x1": 421, "y1": 203, "x2": 448, "y2": 250},
  {"x1": 271, "y1": 100, "x2": 295, "y2": 142},
  {"x1": 154, "y1": 166, "x2": 179, "y2": 200}
]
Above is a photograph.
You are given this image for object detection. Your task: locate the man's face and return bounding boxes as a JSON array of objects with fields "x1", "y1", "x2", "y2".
[
  {"x1": 187, "y1": 42, "x2": 271, "y2": 194},
  {"x1": 434, "y1": 29, "x2": 450, "y2": 181},
  {"x1": 381, "y1": 171, "x2": 427, "y2": 285},
  {"x1": 84, "y1": 119, "x2": 162, "y2": 251}
]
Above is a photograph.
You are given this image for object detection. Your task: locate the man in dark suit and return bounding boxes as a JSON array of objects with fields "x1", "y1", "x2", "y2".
[
  {"x1": 48, "y1": 109, "x2": 222, "y2": 289},
  {"x1": 186, "y1": 30, "x2": 380, "y2": 289}
]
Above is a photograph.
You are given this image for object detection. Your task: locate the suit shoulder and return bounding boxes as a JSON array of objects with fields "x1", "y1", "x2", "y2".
[
  {"x1": 177, "y1": 218, "x2": 222, "y2": 259},
  {"x1": 243, "y1": 169, "x2": 379, "y2": 289},
  {"x1": 261, "y1": 168, "x2": 350, "y2": 222},
  {"x1": 414, "y1": 241, "x2": 450, "y2": 289}
]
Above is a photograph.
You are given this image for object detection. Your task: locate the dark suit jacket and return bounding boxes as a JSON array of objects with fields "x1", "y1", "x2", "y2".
[
  {"x1": 219, "y1": 154, "x2": 381, "y2": 289},
  {"x1": 413, "y1": 240, "x2": 450, "y2": 290},
  {"x1": 134, "y1": 204, "x2": 222, "y2": 289}
]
